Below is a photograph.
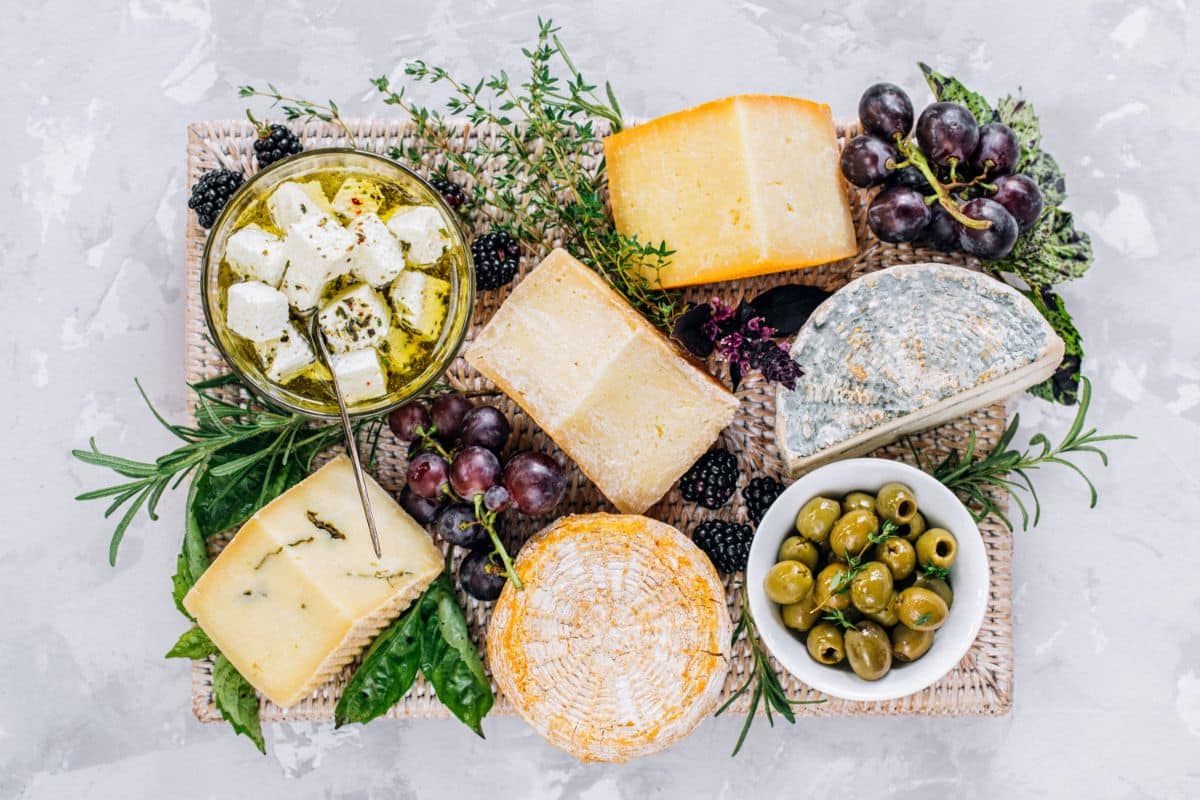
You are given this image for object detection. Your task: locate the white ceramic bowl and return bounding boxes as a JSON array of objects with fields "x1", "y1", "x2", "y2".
[{"x1": 746, "y1": 458, "x2": 988, "y2": 702}]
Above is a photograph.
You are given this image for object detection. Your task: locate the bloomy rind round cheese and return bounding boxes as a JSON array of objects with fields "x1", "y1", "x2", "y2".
[{"x1": 487, "y1": 513, "x2": 731, "y2": 763}]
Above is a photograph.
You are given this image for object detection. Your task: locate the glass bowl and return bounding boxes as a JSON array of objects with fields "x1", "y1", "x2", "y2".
[{"x1": 200, "y1": 148, "x2": 474, "y2": 419}]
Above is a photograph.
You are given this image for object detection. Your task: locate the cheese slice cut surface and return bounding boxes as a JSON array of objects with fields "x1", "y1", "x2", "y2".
[
  {"x1": 604, "y1": 94, "x2": 857, "y2": 288},
  {"x1": 183, "y1": 455, "x2": 444, "y2": 707},
  {"x1": 466, "y1": 249, "x2": 738, "y2": 513}
]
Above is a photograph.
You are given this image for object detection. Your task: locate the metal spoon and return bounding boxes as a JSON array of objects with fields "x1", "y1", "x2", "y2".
[{"x1": 307, "y1": 314, "x2": 383, "y2": 558}]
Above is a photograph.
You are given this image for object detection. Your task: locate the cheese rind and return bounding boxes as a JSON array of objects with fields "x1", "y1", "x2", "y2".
[
  {"x1": 183, "y1": 455, "x2": 444, "y2": 707},
  {"x1": 467, "y1": 249, "x2": 738, "y2": 513},
  {"x1": 604, "y1": 95, "x2": 856, "y2": 287}
]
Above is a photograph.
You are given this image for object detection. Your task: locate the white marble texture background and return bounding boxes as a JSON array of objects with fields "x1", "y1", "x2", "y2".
[{"x1": 3, "y1": 0, "x2": 1198, "y2": 797}]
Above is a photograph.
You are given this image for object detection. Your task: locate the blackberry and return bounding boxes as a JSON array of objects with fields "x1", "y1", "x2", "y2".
[
  {"x1": 471, "y1": 231, "x2": 521, "y2": 290},
  {"x1": 679, "y1": 448, "x2": 738, "y2": 510},
  {"x1": 429, "y1": 176, "x2": 467, "y2": 210},
  {"x1": 743, "y1": 477, "x2": 786, "y2": 526},
  {"x1": 253, "y1": 123, "x2": 303, "y2": 168},
  {"x1": 692, "y1": 520, "x2": 754, "y2": 574},
  {"x1": 188, "y1": 169, "x2": 244, "y2": 228}
]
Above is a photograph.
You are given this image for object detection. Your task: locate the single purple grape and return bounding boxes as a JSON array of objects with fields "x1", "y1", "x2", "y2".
[
  {"x1": 435, "y1": 503, "x2": 489, "y2": 548},
  {"x1": 502, "y1": 452, "x2": 567, "y2": 516},
  {"x1": 458, "y1": 550, "x2": 507, "y2": 601},
  {"x1": 388, "y1": 401, "x2": 431, "y2": 441},
  {"x1": 839, "y1": 135, "x2": 897, "y2": 188},
  {"x1": 430, "y1": 393, "x2": 473, "y2": 441},
  {"x1": 407, "y1": 452, "x2": 450, "y2": 499},
  {"x1": 449, "y1": 446, "x2": 502, "y2": 500},
  {"x1": 919, "y1": 202, "x2": 962, "y2": 252},
  {"x1": 399, "y1": 486, "x2": 442, "y2": 525},
  {"x1": 958, "y1": 197, "x2": 1019, "y2": 259},
  {"x1": 990, "y1": 173, "x2": 1044, "y2": 231},
  {"x1": 858, "y1": 82, "x2": 914, "y2": 140},
  {"x1": 916, "y1": 102, "x2": 980, "y2": 167},
  {"x1": 867, "y1": 186, "x2": 931, "y2": 243},
  {"x1": 459, "y1": 406, "x2": 511, "y2": 453},
  {"x1": 971, "y1": 123, "x2": 1020, "y2": 177},
  {"x1": 484, "y1": 485, "x2": 511, "y2": 513}
]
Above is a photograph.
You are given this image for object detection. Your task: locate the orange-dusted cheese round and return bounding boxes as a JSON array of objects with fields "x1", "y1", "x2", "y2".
[{"x1": 487, "y1": 513, "x2": 732, "y2": 762}]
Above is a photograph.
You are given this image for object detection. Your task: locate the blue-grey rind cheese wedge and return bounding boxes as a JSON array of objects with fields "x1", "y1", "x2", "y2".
[{"x1": 775, "y1": 263, "x2": 1065, "y2": 477}]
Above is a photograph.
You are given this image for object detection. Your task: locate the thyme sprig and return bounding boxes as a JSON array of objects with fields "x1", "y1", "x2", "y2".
[
  {"x1": 237, "y1": 84, "x2": 357, "y2": 146},
  {"x1": 715, "y1": 583, "x2": 824, "y2": 756},
  {"x1": 370, "y1": 18, "x2": 680, "y2": 327},
  {"x1": 73, "y1": 379, "x2": 381, "y2": 564},
  {"x1": 918, "y1": 377, "x2": 1134, "y2": 531}
]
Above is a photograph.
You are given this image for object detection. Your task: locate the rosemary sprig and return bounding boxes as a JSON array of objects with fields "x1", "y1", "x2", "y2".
[
  {"x1": 370, "y1": 18, "x2": 681, "y2": 328},
  {"x1": 238, "y1": 84, "x2": 357, "y2": 146},
  {"x1": 922, "y1": 377, "x2": 1134, "y2": 531},
  {"x1": 715, "y1": 583, "x2": 824, "y2": 756},
  {"x1": 73, "y1": 379, "x2": 380, "y2": 564}
]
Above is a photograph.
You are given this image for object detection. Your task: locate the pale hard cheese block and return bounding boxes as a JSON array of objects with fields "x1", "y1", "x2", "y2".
[
  {"x1": 488, "y1": 514, "x2": 731, "y2": 763},
  {"x1": 225, "y1": 224, "x2": 287, "y2": 287},
  {"x1": 604, "y1": 95, "x2": 856, "y2": 288},
  {"x1": 467, "y1": 249, "x2": 738, "y2": 513},
  {"x1": 318, "y1": 283, "x2": 390, "y2": 353},
  {"x1": 776, "y1": 263, "x2": 1065, "y2": 477},
  {"x1": 255, "y1": 320, "x2": 316, "y2": 384},
  {"x1": 184, "y1": 455, "x2": 443, "y2": 708},
  {"x1": 348, "y1": 212, "x2": 405, "y2": 287},
  {"x1": 281, "y1": 214, "x2": 356, "y2": 310},
  {"x1": 268, "y1": 180, "x2": 335, "y2": 230},
  {"x1": 331, "y1": 176, "x2": 385, "y2": 220},
  {"x1": 388, "y1": 271, "x2": 449, "y2": 340},
  {"x1": 330, "y1": 348, "x2": 388, "y2": 404},
  {"x1": 226, "y1": 281, "x2": 289, "y2": 342},
  {"x1": 386, "y1": 206, "x2": 450, "y2": 265}
]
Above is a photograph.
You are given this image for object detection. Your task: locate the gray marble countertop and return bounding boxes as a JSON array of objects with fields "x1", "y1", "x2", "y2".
[{"x1": 4, "y1": 0, "x2": 1198, "y2": 797}]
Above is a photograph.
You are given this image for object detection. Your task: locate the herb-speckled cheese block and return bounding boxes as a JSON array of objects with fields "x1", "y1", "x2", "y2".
[
  {"x1": 604, "y1": 95, "x2": 857, "y2": 288},
  {"x1": 466, "y1": 249, "x2": 739, "y2": 514},
  {"x1": 183, "y1": 455, "x2": 443, "y2": 707},
  {"x1": 488, "y1": 514, "x2": 731, "y2": 763},
  {"x1": 776, "y1": 263, "x2": 1065, "y2": 477}
]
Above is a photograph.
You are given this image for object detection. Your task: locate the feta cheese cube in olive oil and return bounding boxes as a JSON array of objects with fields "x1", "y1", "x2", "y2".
[
  {"x1": 255, "y1": 321, "x2": 316, "y2": 384},
  {"x1": 317, "y1": 283, "x2": 391, "y2": 354},
  {"x1": 330, "y1": 348, "x2": 388, "y2": 404},
  {"x1": 226, "y1": 281, "x2": 289, "y2": 342}
]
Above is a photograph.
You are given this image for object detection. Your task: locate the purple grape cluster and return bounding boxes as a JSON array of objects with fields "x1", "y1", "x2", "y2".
[
  {"x1": 841, "y1": 83, "x2": 1044, "y2": 260},
  {"x1": 388, "y1": 392, "x2": 566, "y2": 601}
]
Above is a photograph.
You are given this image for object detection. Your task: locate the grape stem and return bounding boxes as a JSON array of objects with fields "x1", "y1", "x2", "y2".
[
  {"x1": 472, "y1": 494, "x2": 523, "y2": 591},
  {"x1": 893, "y1": 135, "x2": 990, "y2": 231},
  {"x1": 413, "y1": 425, "x2": 452, "y2": 460}
]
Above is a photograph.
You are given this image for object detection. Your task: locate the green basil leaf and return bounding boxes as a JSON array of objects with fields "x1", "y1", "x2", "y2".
[
  {"x1": 1023, "y1": 287, "x2": 1084, "y2": 405},
  {"x1": 172, "y1": 479, "x2": 210, "y2": 619},
  {"x1": 919, "y1": 62, "x2": 996, "y2": 123},
  {"x1": 166, "y1": 626, "x2": 218, "y2": 659},
  {"x1": 996, "y1": 94, "x2": 1067, "y2": 206},
  {"x1": 191, "y1": 437, "x2": 307, "y2": 538},
  {"x1": 212, "y1": 654, "x2": 266, "y2": 754},
  {"x1": 334, "y1": 597, "x2": 424, "y2": 728},
  {"x1": 994, "y1": 206, "x2": 1094, "y2": 286},
  {"x1": 418, "y1": 576, "x2": 493, "y2": 737}
]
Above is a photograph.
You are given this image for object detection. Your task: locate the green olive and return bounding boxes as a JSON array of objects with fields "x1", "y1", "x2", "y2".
[
  {"x1": 896, "y1": 587, "x2": 949, "y2": 631},
  {"x1": 916, "y1": 528, "x2": 958, "y2": 570},
  {"x1": 806, "y1": 622, "x2": 845, "y2": 665},
  {"x1": 764, "y1": 560, "x2": 814, "y2": 605},
  {"x1": 829, "y1": 508, "x2": 879, "y2": 560},
  {"x1": 777, "y1": 536, "x2": 820, "y2": 570},
  {"x1": 897, "y1": 511, "x2": 927, "y2": 543},
  {"x1": 781, "y1": 594, "x2": 821, "y2": 632},
  {"x1": 865, "y1": 592, "x2": 900, "y2": 626},
  {"x1": 842, "y1": 491, "x2": 876, "y2": 513},
  {"x1": 875, "y1": 482, "x2": 918, "y2": 524},
  {"x1": 850, "y1": 561, "x2": 894, "y2": 613},
  {"x1": 914, "y1": 575, "x2": 954, "y2": 608},
  {"x1": 892, "y1": 625, "x2": 935, "y2": 662},
  {"x1": 814, "y1": 563, "x2": 851, "y2": 611},
  {"x1": 875, "y1": 537, "x2": 916, "y2": 581},
  {"x1": 795, "y1": 497, "x2": 841, "y2": 544},
  {"x1": 844, "y1": 621, "x2": 893, "y2": 681}
]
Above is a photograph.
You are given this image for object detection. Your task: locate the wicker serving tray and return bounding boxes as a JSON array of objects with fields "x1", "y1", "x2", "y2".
[{"x1": 184, "y1": 118, "x2": 1013, "y2": 724}]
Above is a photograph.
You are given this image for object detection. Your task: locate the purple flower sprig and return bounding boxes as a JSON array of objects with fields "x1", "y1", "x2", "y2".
[{"x1": 674, "y1": 297, "x2": 805, "y2": 391}]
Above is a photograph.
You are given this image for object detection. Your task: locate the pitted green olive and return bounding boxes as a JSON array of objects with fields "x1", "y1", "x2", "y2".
[
  {"x1": 914, "y1": 575, "x2": 954, "y2": 608},
  {"x1": 795, "y1": 497, "x2": 841, "y2": 544},
  {"x1": 875, "y1": 537, "x2": 916, "y2": 581},
  {"x1": 806, "y1": 622, "x2": 845, "y2": 665},
  {"x1": 842, "y1": 492, "x2": 876, "y2": 513},
  {"x1": 916, "y1": 528, "x2": 958, "y2": 570},
  {"x1": 844, "y1": 621, "x2": 893, "y2": 680},
  {"x1": 764, "y1": 560, "x2": 814, "y2": 605},
  {"x1": 865, "y1": 592, "x2": 900, "y2": 626},
  {"x1": 896, "y1": 587, "x2": 949, "y2": 631},
  {"x1": 850, "y1": 561, "x2": 894, "y2": 614},
  {"x1": 778, "y1": 536, "x2": 820, "y2": 570},
  {"x1": 781, "y1": 594, "x2": 821, "y2": 632},
  {"x1": 875, "y1": 482, "x2": 918, "y2": 524},
  {"x1": 892, "y1": 625, "x2": 935, "y2": 662},
  {"x1": 829, "y1": 508, "x2": 879, "y2": 560},
  {"x1": 814, "y1": 562, "x2": 851, "y2": 611},
  {"x1": 897, "y1": 511, "x2": 927, "y2": 542}
]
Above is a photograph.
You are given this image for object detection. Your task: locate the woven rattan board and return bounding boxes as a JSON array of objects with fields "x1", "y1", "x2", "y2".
[{"x1": 185, "y1": 118, "x2": 1013, "y2": 723}]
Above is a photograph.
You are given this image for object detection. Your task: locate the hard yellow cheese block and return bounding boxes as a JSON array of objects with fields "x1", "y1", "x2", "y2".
[
  {"x1": 183, "y1": 455, "x2": 444, "y2": 707},
  {"x1": 466, "y1": 249, "x2": 738, "y2": 514},
  {"x1": 604, "y1": 94, "x2": 857, "y2": 288}
]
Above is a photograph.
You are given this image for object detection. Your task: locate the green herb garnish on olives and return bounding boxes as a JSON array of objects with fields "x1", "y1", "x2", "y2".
[{"x1": 768, "y1": 484, "x2": 958, "y2": 682}]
